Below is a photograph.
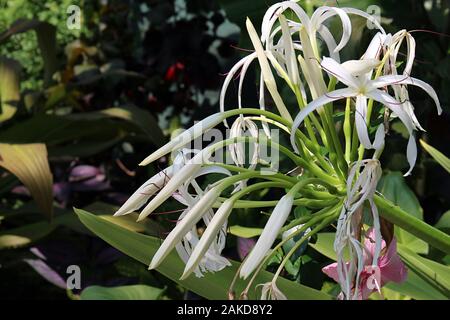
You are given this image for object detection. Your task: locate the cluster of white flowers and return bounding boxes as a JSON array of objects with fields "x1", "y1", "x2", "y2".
[{"x1": 115, "y1": 1, "x2": 441, "y2": 299}]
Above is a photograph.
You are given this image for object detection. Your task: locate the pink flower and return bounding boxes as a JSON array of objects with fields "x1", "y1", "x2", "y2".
[{"x1": 322, "y1": 228, "x2": 408, "y2": 300}]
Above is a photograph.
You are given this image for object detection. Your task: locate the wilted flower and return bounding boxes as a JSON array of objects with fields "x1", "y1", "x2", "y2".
[{"x1": 259, "y1": 281, "x2": 287, "y2": 300}]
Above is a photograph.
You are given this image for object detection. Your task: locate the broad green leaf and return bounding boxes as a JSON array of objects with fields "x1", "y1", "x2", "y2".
[
  {"x1": 0, "y1": 144, "x2": 53, "y2": 219},
  {"x1": 0, "y1": 220, "x2": 56, "y2": 249},
  {"x1": 378, "y1": 172, "x2": 428, "y2": 254},
  {"x1": 435, "y1": 211, "x2": 450, "y2": 235},
  {"x1": 420, "y1": 140, "x2": 450, "y2": 174},
  {"x1": 308, "y1": 233, "x2": 349, "y2": 261},
  {"x1": 229, "y1": 225, "x2": 262, "y2": 238},
  {"x1": 310, "y1": 232, "x2": 448, "y2": 300},
  {"x1": 80, "y1": 285, "x2": 165, "y2": 300},
  {"x1": 0, "y1": 57, "x2": 20, "y2": 122},
  {"x1": 398, "y1": 244, "x2": 450, "y2": 298},
  {"x1": 75, "y1": 208, "x2": 331, "y2": 300}
]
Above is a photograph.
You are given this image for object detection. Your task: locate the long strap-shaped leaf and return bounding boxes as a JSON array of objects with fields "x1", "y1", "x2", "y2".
[
  {"x1": 75, "y1": 208, "x2": 331, "y2": 300},
  {"x1": 0, "y1": 143, "x2": 53, "y2": 220}
]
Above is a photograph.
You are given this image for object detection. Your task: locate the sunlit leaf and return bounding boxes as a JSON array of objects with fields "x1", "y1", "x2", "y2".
[
  {"x1": 0, "y1": 220, "x2": 56, "y2": 249},
  {"x1": 80, "y1": 285, "x2": 166, "y2": 300},
  {"x1": 0, "y1": 143, "x2": 53, "y2": 219},
  {"x1": 75, "y1": 208, "x2": 331, "y2": 300},
  {"x1": 229, "y1": 225, "x2": 262, "y2": 238},
  {"x1": 0, "y1": 57, "x2": 20, "y2": 123}
]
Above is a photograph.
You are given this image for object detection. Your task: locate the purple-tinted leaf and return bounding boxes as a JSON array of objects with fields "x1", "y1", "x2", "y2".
[{"x1": 24, "y1": 259, "x2": 67, "y2": 289}]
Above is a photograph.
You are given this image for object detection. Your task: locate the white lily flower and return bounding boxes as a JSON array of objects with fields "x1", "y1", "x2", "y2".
[
  {"x1": 290, "y1": 56, "x2": 442, "y2": 175},
  {"x1": 240, "y1": 192, "x2": 294, "y2": 279},
  {"x1": 259, "y1": 281, "x2": 287, "y2": 300}
]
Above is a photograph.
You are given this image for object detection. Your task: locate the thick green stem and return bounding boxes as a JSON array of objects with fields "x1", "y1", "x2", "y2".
[{"x1": 375, "y1": 195, "x2": 450, "y2": 254}]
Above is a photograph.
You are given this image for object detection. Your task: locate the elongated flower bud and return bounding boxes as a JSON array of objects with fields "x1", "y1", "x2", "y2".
[
  {"x1": 148, "y1": 185, "x2": 222, "y2": 270},
  {"x1": 139, "y1": 113, "x2": 224, "y2": 166},
  {"x1": 137, "y1": 148, "x2": 213, "y2": 221},
  {"x1": 181, "y1": 199, "x2": 234, "y2": 279},
  {"x1": 240, "y1": 193, "x2": 294, "y2": 279},
  {"x1": 114, "y1": 166, "x2": 174, "y2": 216}
]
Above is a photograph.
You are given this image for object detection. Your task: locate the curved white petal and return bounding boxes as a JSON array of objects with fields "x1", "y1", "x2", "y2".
[
  {"x1": 342, "y1": 8, "x2": 385, "y2": 34},
  {"x1": 366, "y1": 89, "x2": 417, "y2": 175},
  {"x1": 312, "y1": 6, "x2": 352, "y2": 52},
  {"x1": 369, "y1": 75, "x2": 442, "y2": 115}
]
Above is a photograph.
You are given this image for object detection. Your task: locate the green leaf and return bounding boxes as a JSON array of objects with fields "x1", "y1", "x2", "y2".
[
  {"x1": 420, "y1": 140, "x2": 450, "y2": 174},
  {"x1": 80, "y1": 285, "x2": 166, "y2": 300},
  {"x1": 75, "y1": 208, "x2": 330, "y2": 300},
  {"x1": 0, "y1": 220, "x2": 56, "y2": 249},
  {"x1": 378, "y1": 172, "x2": 428, "y2": 254},
  {"x1": 398, "y1": 244, "x2": 450, "y2": 298},
  {"x1": 229, "y1": 225, "x2": 262, "y2": 238},
  {"x1": 0, "y1": 144, "x2": 53, "y2": 219},
  {"x1": 308, "y1": 233, "x2": 349, "y2": 261},
  {"x1": 435, "y1": 211, "x2": 450, "y2": 235},
  {"x1": 0, "y1": 57, "x2": 20, "y2": 122}
]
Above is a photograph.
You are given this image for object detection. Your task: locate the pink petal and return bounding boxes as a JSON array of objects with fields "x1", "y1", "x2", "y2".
[
  {"x1": 322, "y1": 263, "x2": 340, "y2": 283},
  {"x1": 379, "y1": 237, "x2": 408, "y2": 284}
]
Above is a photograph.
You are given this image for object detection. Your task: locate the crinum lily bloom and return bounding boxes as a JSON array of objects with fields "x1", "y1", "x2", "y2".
[
  {"x1": 323, "y1": 227, "x2": 407, "y2": 300},
  {"x1": 290, "y1": 56, "x2": 442, "y2": 175}
]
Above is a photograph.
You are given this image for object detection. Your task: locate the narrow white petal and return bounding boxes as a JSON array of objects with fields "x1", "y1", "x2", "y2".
[
  {"x1": 312, "y1": 6, "x2": 352, "y2": 52},
  {"x1": 342, "y1": 8, "x2": 385, "y2": 34},
  {"x1": 370, "y1": 75, "x2": 442, "y2": 115}
]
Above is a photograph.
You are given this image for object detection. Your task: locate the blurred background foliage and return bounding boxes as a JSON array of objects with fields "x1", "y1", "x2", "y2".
[{"x1": 0, "y1": 0, "x2": 449, "y2": 300}]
